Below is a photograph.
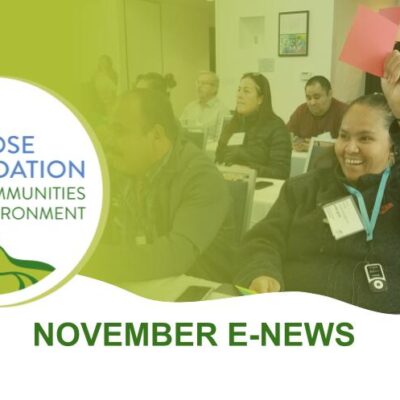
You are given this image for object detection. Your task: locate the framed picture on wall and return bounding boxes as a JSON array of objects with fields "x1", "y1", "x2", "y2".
[{"x1": 278, "y1": 11, "x2": 309, "y2": 57}]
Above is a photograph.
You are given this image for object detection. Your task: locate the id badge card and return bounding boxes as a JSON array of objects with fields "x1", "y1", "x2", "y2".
[
  {"x1": 322, "y1": 196, "x2": 365, "y2": 240},
  {"x1": 228, "y1": 131, "x2": 245, "y2": 145}
]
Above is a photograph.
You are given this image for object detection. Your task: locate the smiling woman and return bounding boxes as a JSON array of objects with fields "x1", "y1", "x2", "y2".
[
  {"x1": 235, "y1": 91, "x2": 400, "y2": 313},
  {"x1": 335, "y1": 96, "x2": 395, "y2": 183},
  {"x1": 216, "y1": 73, "x2": 291, "y2": 179}
]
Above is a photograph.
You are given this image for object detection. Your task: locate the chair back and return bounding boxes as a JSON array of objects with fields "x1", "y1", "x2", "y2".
[
  {"x1": 218, "y1": 165, "x2": 256, "y2": 243},
  {"x1": 303, "y1": 137, "x2": 336, "y2": 173}
]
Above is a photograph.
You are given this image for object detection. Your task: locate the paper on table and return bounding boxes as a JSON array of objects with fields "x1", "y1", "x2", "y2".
[
  {"x1": 317, "y1": 132, "x2": 332, "y2": 140},
  {"x1": 339, "y1": 5, "x2": 398, "y2": 77}
]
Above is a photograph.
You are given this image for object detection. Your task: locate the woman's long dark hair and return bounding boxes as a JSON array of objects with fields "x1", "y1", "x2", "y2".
[
  {"x1": 241, "y1": 72, "x2": 276, "y2": 120},
  {"x1": 221, "y1": 73, "x2": 278, "y2": 144}
]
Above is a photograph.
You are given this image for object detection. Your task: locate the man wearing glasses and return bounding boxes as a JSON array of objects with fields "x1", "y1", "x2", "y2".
[{"x1": 180, "y1": 71, "x2": 229, "y2": 142}]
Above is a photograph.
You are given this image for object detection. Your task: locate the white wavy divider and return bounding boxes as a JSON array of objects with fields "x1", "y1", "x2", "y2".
[{"x1": 0, "y1": 275, "x2": 398, "y2": 399}]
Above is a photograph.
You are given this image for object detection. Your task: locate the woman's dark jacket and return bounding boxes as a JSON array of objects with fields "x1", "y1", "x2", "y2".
[
  {"x1": 215, "y1": 112, "x2": 291, "y2": 179},
  {"x1": 236, "y1": 163, "x2": 400, "y2": 314}
]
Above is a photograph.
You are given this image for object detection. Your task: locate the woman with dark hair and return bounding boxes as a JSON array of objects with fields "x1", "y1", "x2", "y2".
[
  {"x1": 236, "y1": 79, "x2": 400, "y2": 313},
  {"x1": 216, "y1": 73, "x2": 291, "y2": 179},
  {"x1": 135, "y1": 72, "x2": 177, "y2": 96}
]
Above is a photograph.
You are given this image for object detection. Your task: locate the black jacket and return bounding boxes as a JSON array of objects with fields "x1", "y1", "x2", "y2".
[
  {"x1": 216, "y1": 112, "x2": 291, "y2": 179},
  {"x1": 237, "y1": 164, "x2": 400, "y2": 313}
]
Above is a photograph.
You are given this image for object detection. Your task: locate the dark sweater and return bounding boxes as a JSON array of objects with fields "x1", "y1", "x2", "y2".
[{"x1": 287, "y1": 98, "x2": 348, "y2": 139}]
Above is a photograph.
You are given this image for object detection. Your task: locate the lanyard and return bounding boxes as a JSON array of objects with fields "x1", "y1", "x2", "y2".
[{"x1": 344, "y1": 167, "x2": 391, "y2": 241}]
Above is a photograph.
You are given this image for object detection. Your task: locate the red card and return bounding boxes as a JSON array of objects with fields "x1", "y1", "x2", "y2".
[
  {"x1": 379, "y1": 7, "x2": 400, "y2": 25},
  {"x1": 339, "y1": 5, "x2": 398, "y2": 77}
]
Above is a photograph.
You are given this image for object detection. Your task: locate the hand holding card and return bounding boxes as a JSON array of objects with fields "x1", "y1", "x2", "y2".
[
  {"x1": 382, "y1": 50, "x2": 400, "y2": 118},
  {"x1": 340, "y1": 5, "x2": 398, "y2": 77}
]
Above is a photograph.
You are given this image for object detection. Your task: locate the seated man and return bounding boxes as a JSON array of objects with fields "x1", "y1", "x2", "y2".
[
  {"x1": 288, "y1": 75, "x2": 348, "y2": 151},
  {"x1": 180, "y1": 71, "x2": 229, "y2": 142},
  {"x1": 83, "y1": 89, "x2": 235, "y2": 286}
]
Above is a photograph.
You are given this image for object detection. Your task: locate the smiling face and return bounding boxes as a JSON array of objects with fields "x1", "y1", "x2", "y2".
[
  {"x1": 305, "y1": 82, "x2": 332, "y2": 117},
  {"x1": 236, "y1": 77, "x2": 263, "y2": 116},
  {"x1": 335, "y1": 103, "x2": 393, "y2": 183}
]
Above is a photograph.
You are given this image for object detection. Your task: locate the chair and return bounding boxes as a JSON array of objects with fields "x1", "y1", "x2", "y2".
[
  {"x1": 303, "y1": 137, "x2": 336, "y2": 173},
  {"x1": 182, "y1": 127, "x2": 207, "y2": 150},
  {"x1": 219, "y1": 114, "x2": 233, "y2": 136},
  {"x1": 217, "y1": 165, "x2": 256, "y2": 244}
]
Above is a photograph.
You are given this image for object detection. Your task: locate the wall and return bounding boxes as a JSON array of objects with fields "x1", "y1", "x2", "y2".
[
  {"x1": 159, "y1": 0, "x2": 211, "y2": 114},
  {"x1": 125, "y1": 0, "x2": 163, "y2": 87},
  {"x1": 331, "y1": 0, "x2": 398, "y2": 103},
  {"x1": 75, "y1": 0, "x2": 400, "y2": 120},
  {"x1": 77, "y1": 0, "x2": 212, "y2": 115},
  {"x1": 78, "y1": 0, "x2": 127, "y2": 92},
  {"x1": 215, "y1": 0, "x2": 335, "y2": 122},
  {"x1": 120, "y1": 0, "x2": 212, "y2": 114}
]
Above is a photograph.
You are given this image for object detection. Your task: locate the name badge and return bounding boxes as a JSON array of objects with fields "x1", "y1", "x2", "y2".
[
  {"x1": 228, "y1": 131, "x2": 245, "y2": 145},
  {"x1": 322, "y1": 196, "x2": 365, "y2": 240}
]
